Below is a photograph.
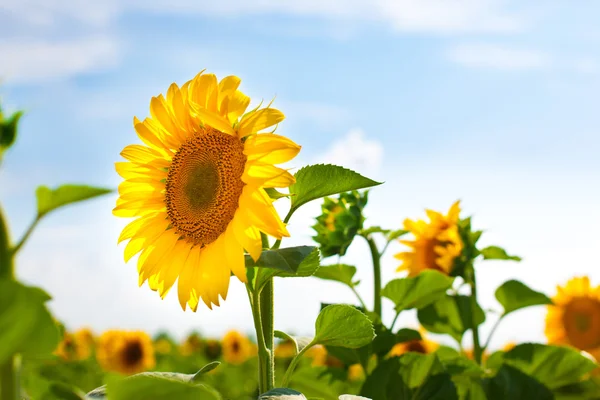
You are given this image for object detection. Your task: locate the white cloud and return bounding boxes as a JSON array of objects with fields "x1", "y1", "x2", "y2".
[
  {"x1": 3, "y1": 0, "x2": 524, "y2": 34},
  {"x1": 313, "y1": 128, "x2": 384, "y2": 179},
  {"x1": 447, "y1": 43, "x2": 549, "y2": 70},
  {"x1": 0, "y1": 36, "x2": 120, "y2": 84}
]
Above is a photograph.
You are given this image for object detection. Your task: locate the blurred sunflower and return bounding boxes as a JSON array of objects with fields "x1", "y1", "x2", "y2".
[
  {"x1": 306, "y1": 345, "x2": 327, "y2": 367},
  {"x1": 388, "y1": 331, "x2": 439, "y2": 358},
  {"x1": 55, "y1": 329, "x2": 94, "y2": 361},
  {"x1": 96, "y1": 330, "x2": 155, "y2": 375},
  {"x1": 274, "y1": 340, "x2": 297, "y2": 359},
  {"x1": 395, "y1": 201, "x2": 463, "y2": 276},
  {"x1": 503, "y1": 342, "x2": 516, "y2": 352},
  {"x1": 347, "y1": 364, "x2": 365, "y2": 382},
  {"x1": 204, "y1": 339, "x2": 222, "y2": 360},
  {"x1": 180, "y1": 332, "x2": 203, "y2": 356},
  {"x1": 546, "y1": 276, "x2": 600, "y2": 360},
  {"x1": 154, "y1": 338, "x2": 172, "y2": 355},
  {"x1": 222, "y1": 330, "x2": 253, "y2": 365},
  {"x1": 114, "y1": 70, "x2": 301, "y2": 310}
]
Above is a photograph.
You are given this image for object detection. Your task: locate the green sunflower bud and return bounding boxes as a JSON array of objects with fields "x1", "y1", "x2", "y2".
[{"x1": 312, "y1": 191, "x2": 368, "y2": 258}]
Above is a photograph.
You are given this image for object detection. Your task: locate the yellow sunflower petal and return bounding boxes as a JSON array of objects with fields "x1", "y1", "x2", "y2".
[
  {"x1": 238, "y1": 108, "x2": 285, "y2": 138},
  {"x1": 243, "y1": 162, "x2": 295, "y2": 188},
  {"x1": 244, "y1": 133, "x2": 301, "y2": 164},
  {"x1": 227, "y1": 90, "x2": 251, "y2": 122}
]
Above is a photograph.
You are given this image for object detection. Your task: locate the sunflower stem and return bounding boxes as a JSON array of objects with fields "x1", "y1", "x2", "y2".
[
  {"x1": 259, "y1": 279, "x2": 275, "y2": 391},
  {"x1": 10, "y1": 215, "x2": 40, "y2": 256},
  {"x1": 0, "y1": 205, "x2": 20, "y2": 400},
  {"x1": 362, "y1": 234, "x2": 382, "y2": 318},
  {"x1": 466, "y1": 264, "x2": 483, "y2": 365},
  {"x1": 247, "y1": 281, "x2": 270, "y2": 394}
]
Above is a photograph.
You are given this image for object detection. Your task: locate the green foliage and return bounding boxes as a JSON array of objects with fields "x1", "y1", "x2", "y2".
[
  {"x1": 36, "y1": 185, "x2": 112, "y2": 218},
  {"x1": 495, "y1": 280, "x2": 552, "y2": 316},
  {"x1": 247, "y1": 246, "x2": 321, "y2": 292},
  {"x1": 312, "y1": 191, "x2": 369, "y2": 258},
  {"x1": 0, "y1": 108, "x2": 23, "y2": 161},
  {"x1": 313, "y1": 264, "x2": 359, "y2": 288},
  {"x1": 0, "y1": 280, "x2": 60, "y2": 364},
  {"x1": 480, "y1": 246, "x2": 522, "y2": 262},
  {"x1": 104, "y1": 372, "x2": 222, "y2": 400},
  {"x1": 265, "y1": 188, "x2": 291, "y2": 200},
  {"x1": 289, "y1": 164, "x2": 381, "y2": 216},
  {"x1": 382, "y1": 271, "x2": 454, "y2": 313},
  {"x1": 191, "y1": 362, "x2": 221, "y2": 381},
  {"x1": 274, "y1": 331, "x2": 313, "y2": 355},
  {"x1": 313, "y1": 305, "x2": 375, "y2": 349},
  {"x1": 486, "y1": 343, "x2": 597, "y2": 391},
  {"x1": 417, "y1": 295, "x2": 485, "y2": 343},
  {"x1": 483, "y1": 365, "x2": 553, "y2": 400}
]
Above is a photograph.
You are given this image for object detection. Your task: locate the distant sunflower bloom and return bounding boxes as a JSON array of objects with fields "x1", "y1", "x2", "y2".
[
  {"x1": 546, "y1": 276, "x2": 600, "y2": 360},
  {"x1": 154, "y1": 338, "x2": 172, "y2": 355},
  {"x1": 96, "y1": 330, "x2": 155, "y2": 375},
  {"x1": 347, "y1": 364, "x2": 365, "y2": 382},
  {"x1": 222, "y1": 330, "x2": 253, "y2": 365},
  {"x1": 114, "y1": 70, "x2": 301, "y2": 310},
  {"x1": 204, "y1": 339, "x2": 222, "y2": 360},
  {"x1": 180, "y1": 332, "x2": 203, "y2": 356},
  {"x1": 395, "y1": 201, "x2": 463, "y2": 276},
  {"x1": 274, "y1": 340, "x2": 296, "y2": 359},
  {"x1": 55, "y1": 329, "x2": 94, "y2": 361},
  {"x1": 388, "y1": 331, "x2": 439, "y2": 358}
]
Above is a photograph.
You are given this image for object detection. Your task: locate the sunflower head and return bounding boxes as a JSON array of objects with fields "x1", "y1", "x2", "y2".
[
  {"x1": 96, "y1": 330, "x2": 155, "y2": 375},
  {"x1": 395, "y1": 201, "x2": 463, "y2": 277},
  {"x1": 179, "y1": 332, "x2": 203, "y2": 356},
  {"x1": 222, "y1": 330, "x2": 253, "y2": 365},
  {"x1": 388, "y1": 331, "x2": 439, "y2": 358},
  {"x1": 312, "y1": 191, "x2": 368, "y2": 258},
  {"x1": 546, "y1": 276, "x2": 600, "y2": 359},
  {"x1": 55, "y1": 329, "x2": 94, "y2": 361},
  {"x1": 274, "y1": 340, "x2": 297, "y2": 359},
  {"x1": 306, "y1": 345, "x2": 327, "y2": 367},
  {"x1": 347, "y1": 363, "x2": 365, "y2": 382},
  {"x1": 154, "y1": 339, "x2": 173, "y2": 355},
  {"x1": 114, "y1": 70, "x2": 301, "y2": 311},
  {"x1": 204, "y1": 339, "x2": 222, "y2": 361}
]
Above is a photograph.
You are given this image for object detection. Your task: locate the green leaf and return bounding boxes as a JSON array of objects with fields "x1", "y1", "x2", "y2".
[
  {"x1": 289, "y1": 164, "x2": 382, "y2": 214},
  {"x1": 382, "y1": 271, "x2": 454, "y2": 313},
  {"x1": 489, "y1": 343, "x2": 597, "y2": 390},
  {"x1": 495, "y1": 280, "x2": 552, "y2": 316},
  {"x1": 48, "y1": 382, "x2": 86, "y2": 400},
  {"x1": 0, "y1": 280, "x2": 60, "y2": 364},
  {"x1": 265, "y1": 187, "x2": 291, "y2": 200},
  {"x1": 434, "y1": 347, "x2": 484, "y2": 378},
  {"x1": 248, "y1": 247, "x2": 320, "y2": 292},
  {"x1": 191, "y1": 361, "x2": 221, "y2": 381},
  {"x1": 313, "y1": 305, "x2": 375, "y2": 348},
  {"x1": 483, "y1": 365, "x2": 553, "y2": 400},
  {"x1": 259, "y1": 388, "x2": 307, "y2": 399},
  {"x1": 36, "y1": 185, "x2": 112, "y2": 217},
  {"x1": 313, "y1": 264, "x2": 358, "y2": 287},
  {"x1": 105, "y1": 372, "x2": 221, "y2": 400},
  {"x1": 0, "y1": 110, "x2": 23, "y2": 157},
  {"x1": 417, "y1": 295, "x2": 485, "y2": 343},
  {"x1": 387, "y1": 229, "x2": 409, "y2": 241},
  {"x1": 480, "y1": 246, "x2": 521, "y2": 261},
  {"x1": 554, "y1": 379, "x2": 600, "y2": 400}
]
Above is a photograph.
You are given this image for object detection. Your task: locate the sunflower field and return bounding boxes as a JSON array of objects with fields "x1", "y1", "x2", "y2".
[{"x1": 1, "y1": 70, "x2": 600, "y2": 400}]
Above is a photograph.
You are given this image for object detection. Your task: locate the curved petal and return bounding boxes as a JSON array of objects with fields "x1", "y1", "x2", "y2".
[
  {"x1": 238, "y1": 108, "x2": 285, "y2": 137},
  {"x1": 244, "y1": 133, "x2": 301, "y2": 164}
]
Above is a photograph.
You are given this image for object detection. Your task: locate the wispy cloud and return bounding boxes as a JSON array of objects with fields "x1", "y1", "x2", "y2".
[
  {"x1": 447, "y1": 43, "x2": 549, "y2": 71},
  {"x1": 0, "y1": 36, "x2": 120, "y2": 84}
]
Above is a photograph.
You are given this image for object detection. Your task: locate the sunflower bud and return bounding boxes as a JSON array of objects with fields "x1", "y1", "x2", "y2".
[
  {"x1": 312, "y1": 191, "x2": 368, "y2": 258},
  {"x1": 0, "y1": 103, "x2": 23, "y2": 162}
]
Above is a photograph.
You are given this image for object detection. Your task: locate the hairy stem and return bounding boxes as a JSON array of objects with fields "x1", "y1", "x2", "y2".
[
  {"x1": 363, "y1": 235, "x2": 382, "y2": 318},
  {"x1": 281, "y1": 342, "x2": 314, "y2": 387},
  {"x1": 466, "y1": 264, "x2": 483, "y2": 365}
]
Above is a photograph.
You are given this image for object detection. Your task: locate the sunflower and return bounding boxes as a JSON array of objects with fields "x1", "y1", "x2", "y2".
[
  {"x1": 274, "y1": 340, "x2": 296, "y2": 359},
  {"x1": 347, "y1": 363, "x2": 365, "y2": 382},
  {"x1": 222, "y1": 330, "x2": 253, "y2": 365},
  {"x1": 204, "y1": 339, "x2": 222, "y2": 360},
  {"x1": 395, "y1": 201, "x2": 463, "y2": 276},
  {"x1": 388, "y1": 331, "x2": 439, "y2": 358},
  {"x1": 179, "y1": 332, "x2": 203, "y2": 356},
  {"x1": 55, "y1": 329, "x2": 94, "y2": 361},
  {"x1": 546, "y1": 276, "x2": 600, "y2": 360},
  {"x1": 154, "y1": 338, "x2": 172, "y2": 355},
  {"x1": 114, "y1": 70, "x2": 301, "y2": 311},
  {"x1": 306, "y1": 345, "x2": 327, "y2": 367},
  {"x1": 96, "y1": 330, "x2": 155, "y2": 375}
]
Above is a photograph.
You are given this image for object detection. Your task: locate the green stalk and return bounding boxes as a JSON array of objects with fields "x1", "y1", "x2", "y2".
[
  {"x1": 247, "y1": 282, "x2": 269, "y2": 393},
  {"x1": 466, "y1": 264, "x2": 483, "y2": 364},
  {"x1": 259, "y1": 279, "x2": 275, "y2": 391},
  {"x1": 281, "y1": 343, "x2": 314, "y2": 387},
  {"x1": 363, "y1": 235, "x2": 382, "y2": 318},
  {"x1": 0, "y1": 205, "x2": 19, "y2": 400}
]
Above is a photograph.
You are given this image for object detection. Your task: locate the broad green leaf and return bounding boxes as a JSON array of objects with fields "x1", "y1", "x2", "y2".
[
  {"x1": 387, "y1": 229, "x2": 409, "y2": 241},
  {"x1": 36, "y1": 185, "x2": 112, "y2": 217},
  {"x1": 289, "y1": 164, "x2": 381, "y2": 214},
  {"x1": 483, "y1": 365, "x2": 553, "y2": 400},
  {"x1": 382, "y1": 271, "x2": 454, "y2": 313},
  {"x1": 414, "y1": 374, "x2": 458, "y2": 400},
  {"x1": 0, "y1": 280, "x2": 60, "y2": 364},
  {"x1": 105, "y1": 372, "x2": 221, "y2": 400},
  {"x1": 495, "y1": 280, "x2": 552, "y2": 316},
  {"x1": 489, "y1": 343, "x2": 597, "y2": 390},
  {"x1": 314, "y1": 305, "x2": 375, "y2": 348},
  {"x1": 260, "y1": 388, "x2": 307, "y2": 399},
  {"x1": 453, "y1": 376, "x2": 487, "y2": 400},
  {"x1": 248, "y1": 247, "x2": 320, "y2": 292},
  {"x1": 554, "y1": 380, "x2": 600, "y2": 400},
  {"x1": 480, "y1": 246, "x2": 521, "y2": 261},
  {"x1": 191, "y1": 361, "x2": 221, "y2": 381},
  {"x1": 398, "y1": 353, "x2": 445, "y2": 389},
  {"x1": 434, "y1": 347, "x2": 484, "y2": 378},
  {"x1": 313, "y1": 264, "x2": 358, "y2": 287},
  {"x1": 417, "y1": 295, "x2": 485, "y2": 343},
  {"x1": 48, "y1": 382, "x2": 86, "y2": 400}
]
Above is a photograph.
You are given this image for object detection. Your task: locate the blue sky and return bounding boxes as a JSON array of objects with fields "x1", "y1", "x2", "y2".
[{"x1": 1, "y1": 1, "x2": 599, "y2": 349}]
